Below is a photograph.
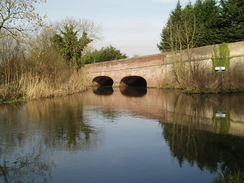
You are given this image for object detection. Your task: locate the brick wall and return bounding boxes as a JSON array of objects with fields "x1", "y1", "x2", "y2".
[{"x1": 84, "y1": 41, "x2": 244, "y2": 87}]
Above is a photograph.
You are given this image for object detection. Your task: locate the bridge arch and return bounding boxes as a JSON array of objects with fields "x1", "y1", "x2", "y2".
[
  {"x1": 92, "y1": 76, "x2": 114, "y2": 86},
  {"x1": 120, "y1": 76, "x2": 147, "y2": 87}
]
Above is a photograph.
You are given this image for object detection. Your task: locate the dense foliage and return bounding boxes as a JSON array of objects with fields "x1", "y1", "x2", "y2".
[
  {"x1": 158, "y1": 0, "x2": 244, "y2": 52},
  {"x1": 52, "y1": 25, "x2": 92, "y2": 66},
  {"x1": 80, "y1": 45, "x2": 127, "y2": 65}
]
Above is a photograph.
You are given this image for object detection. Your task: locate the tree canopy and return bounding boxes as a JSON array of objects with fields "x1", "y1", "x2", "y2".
[
  {"x1": 220, "y1": 0, "x2": 244, "y2": 43},
  {"x1": 80, "y1": 45, "x2": 127, "y2": 65},
  {"x1": 52, "y1": 25, "x2": 92, "y2": 66},
  {"x1": 51, "y1": 18, "x2": 102, "y2": 66},
  {"x1": 158, "y1": 0, "x2": 244, "y2": 52}
]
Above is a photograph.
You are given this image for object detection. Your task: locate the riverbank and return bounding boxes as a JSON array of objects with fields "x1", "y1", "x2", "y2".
[
  {"x1": 0, "y1": 68, "x2": 89, "y2": 104},
  {"x1": 3, "y1": 83, "x2": 244, "y2": 105}
]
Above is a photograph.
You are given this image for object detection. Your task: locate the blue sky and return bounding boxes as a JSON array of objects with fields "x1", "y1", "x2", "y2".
[{"x1": 37, "y1": 0, "x2": 191, "y2": 57}]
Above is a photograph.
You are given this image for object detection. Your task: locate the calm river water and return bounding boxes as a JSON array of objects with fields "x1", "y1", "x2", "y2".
[{"x1": 1, "y1": 87, "x2": 244, "y2": 183}]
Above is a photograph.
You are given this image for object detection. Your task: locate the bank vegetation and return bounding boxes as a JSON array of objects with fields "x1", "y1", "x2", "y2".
[
  {"x1": 0, "y1": 27, "x2": 89, "y2": 102},
  {"x1": 0, "y1": 1, "x2": 128, "y2": 103},
  {"x1": 0, "y1": 1, "x2": 92, "y2": 102},
  {"x1": 160, "y1": 42, "x2": 244, "y2": 94}
]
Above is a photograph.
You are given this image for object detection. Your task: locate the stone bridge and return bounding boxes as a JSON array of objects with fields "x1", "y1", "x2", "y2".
[{"x1": 84, "y1": 41, "x2": 244, "y2": 87}]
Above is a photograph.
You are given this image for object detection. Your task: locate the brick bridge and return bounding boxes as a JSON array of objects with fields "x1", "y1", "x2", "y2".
[{"x1": 84, "y1": 41, "x2": 244, "y2": 87}]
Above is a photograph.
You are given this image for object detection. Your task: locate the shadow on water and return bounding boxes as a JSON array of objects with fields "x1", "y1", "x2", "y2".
[
  {"x1": 92, "y1": 86, "x2": 114, "y2": 95},
  {"x1": 119, "y1": 86, "x2": 147, "y2": 97},
  {"x1": 92, "y1": 86, "x2": 147, "y2": 97}
]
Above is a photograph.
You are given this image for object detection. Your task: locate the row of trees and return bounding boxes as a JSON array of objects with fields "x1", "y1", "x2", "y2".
[
  {"x1": 81, "y1": 45, "x2": 127, "y2": 64},
  {"x1": 158, "y1": 0, "x2": 244, "y2": 52}
]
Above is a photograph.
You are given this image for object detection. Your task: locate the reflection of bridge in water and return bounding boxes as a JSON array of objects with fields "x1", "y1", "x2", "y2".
[{"x1": 83, "y1": 87, "x2": 244, "y2": 137}]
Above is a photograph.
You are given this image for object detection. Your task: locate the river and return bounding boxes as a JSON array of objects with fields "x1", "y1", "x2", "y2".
[{"x1": 0, "y1": 87, "x2": 244, "y2": 183}]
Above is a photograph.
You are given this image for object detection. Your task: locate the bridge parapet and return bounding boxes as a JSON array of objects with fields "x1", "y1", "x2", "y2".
[
  {"x1": 84, "y1": 41, "x2": 244, "y2": 87},
  {"x1": 85, "y1": 54, "x2": 167, "y2": 87}
]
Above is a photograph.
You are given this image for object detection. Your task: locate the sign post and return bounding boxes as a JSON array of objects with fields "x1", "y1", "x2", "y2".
[
  {"x1": 215, "y1": 67, "x2": 226, "y2": 90},
  {"x1": 215, "y1": 67, "x2": 226, "y2": 73}
]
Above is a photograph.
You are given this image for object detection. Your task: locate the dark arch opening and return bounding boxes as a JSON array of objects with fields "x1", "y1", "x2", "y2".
[
  {"x1": 120, "y1": 76, "x2": 147, "y2": 87},
  {"x1": 92, "y1": 76, "x2": 114, "y2": 86}
]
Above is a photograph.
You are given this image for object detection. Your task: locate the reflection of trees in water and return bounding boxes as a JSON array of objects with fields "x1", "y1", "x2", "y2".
[
  {"x1": 0, "y1": 93, "x2": 103, "y2": 155},
  {"x1": 212, "y1": 111, "x2": 231, "y2": 134},
  {"x1": 0, "y1": 93, "x2": 103, "y2": 182},
  {"x1": 0, "y1": 102, "x2": 33, "y2": 164},
  {"x1": 213, "y1": 168, "x2": 244, "y2": 183},
  {"x1": 0, "y1": 145, "x2": 55, "y2": 183},
  {"x1": 91, "y1": 107, "x2": 121, "y2": 123},
  {"x1": 53, "y1": 109, "x2": 100, "y2": 150},
  {"x1": 24, "y1": 94, "x2": 103, "y2": 151},
  {"x1": 228, "y1": 94, "x2": 244, "y2": 115},
  {"x1": 161, "y1": 122, "x2": 244, "y2": 177},
  {"x1": 160, "y1": 93, "x2": 244, "y2": 179},
  {"x1": 168, "y1": 93, "x2": 244, "y2": 136}
]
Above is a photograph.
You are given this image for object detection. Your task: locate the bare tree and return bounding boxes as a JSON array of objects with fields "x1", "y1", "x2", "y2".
[
  {"x1": 166, "y1": 8, "x2": 205, "y2": 89},
  {"x1": 54, "y1": 17, "x2": 103, "y2": 42},
  {"x1": 0, "y1": 0, "x2": 47, "y2": 39}
]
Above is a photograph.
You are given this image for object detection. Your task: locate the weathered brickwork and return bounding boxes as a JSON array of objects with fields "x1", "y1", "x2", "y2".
[{"x1": 84, "y1": 41, "x2": 244, "y2": 87}]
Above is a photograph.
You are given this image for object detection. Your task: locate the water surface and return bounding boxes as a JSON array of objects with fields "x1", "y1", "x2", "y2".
[{"x1": 1, "y1": 87, "x2": 244, "y2": 183}]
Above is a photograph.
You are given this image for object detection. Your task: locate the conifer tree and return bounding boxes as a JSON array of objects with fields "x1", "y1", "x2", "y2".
[
  {"x1": 158, "y1": 1, "x2": 183, "y2": 52},
  {"x1": 158, "y1": 0, "x2": 244, "y2": 52},
  {"x1": 194, "y1": 0, "x2": 222, "y2": 46},
  {"x1": 52, "y1": 24, "x2": 92, "y2": 66},
  {"x1": 220, "y1": 0, "x2": 244, "y2": 43}
]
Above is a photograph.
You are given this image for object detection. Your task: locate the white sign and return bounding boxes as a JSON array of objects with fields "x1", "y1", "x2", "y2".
[
  {"x1": 215, "y1": 67, "x2": 226, "y2": 73},
  {"x1": 215, "y1": 111, "x2": 226, "y2": 118}
]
